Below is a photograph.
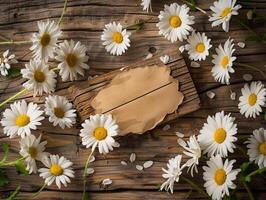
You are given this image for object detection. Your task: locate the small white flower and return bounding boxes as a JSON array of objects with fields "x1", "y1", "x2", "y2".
[
  {"x1": 211, "y1": 38, "x2": 236, "y2": 85},
  {"x1": 1, "y1": 100, "x2": 44, "y2": 138},
  {"x1": 160, "y1": 155, "x2": 185, "y2": 194},
  {"x1": 0, "y1": 50, "x2": 18, "y2": 76},
  {"x1": 39, "y1": 154, "x2": 74, "y2": 189},
  {"x1": 185, "y1": 31, "x2": 212, "y2": 61},
  {"x1": 80, "y1": 114, "x2": 119, "y2": 154},
  {"x1": 238, "y1": 81, "x2": 266, "y2": 118},
  {"x1": 19, "y1": 134, "x2": 49, "y2": 174},
  {"x1": 198, "y1": 111, "x2": 238, "y2": 158},
  {"x1": 55, "y1": 40, "x2": 89, "y2": 81},
  {"x1": 101, "y1": 22, "x2": 131, "y2": 56},
  {"x1": 157, "y1": 3, "x2": 195, "y2": 43},
  {"x1": 177, "y1": 135, "x2": 201, "y2": 177},
  {"x1": 141, "y1": 0, "x2": 152, "y2": 12},
  {"x1": 21, "y1": 60, "x2": 57, "y2": 96},
  {"x1": 30, "y1": 20, "x2": 61, "y2": 61},
  {"x1": 209, "y1": 0, "x2": 242, "y2": 32},
  {"x1": 246, "y1": 128, "x2": 266, "y2": 169},
  {"x1": 44, "y1": 95, "x2": 76, "y2": 129},
  {"x1": 203, "y1": 155, "x2": 240, "y2": 200}
]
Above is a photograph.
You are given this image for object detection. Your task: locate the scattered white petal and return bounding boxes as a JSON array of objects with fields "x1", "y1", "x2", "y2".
[
  {"x1": 120, "y1": 67, "x2": 125, "y2": 71},
  {"x1": 121, "y1": 161, "x2": 127, "y2": 166},
  {"x1": 113, "y1": 142, "x2": 120, "y2": 148},
  {"x1": 190, "y1": 61, "x2": 200, "y2": 68},
  {"x1": 176, "y1": 132, "x2": 184, "y2": 138},
  {"x1": 243, "y1": 74, "x2": 253, "y2": 81},
  {"x1": 130, "y1": 153, "x2": 136, "y2": 163},
  {"x1": 162, "y1": 124, "x2": 171, "y2": 131},
  {"x1": 143, "y1": 161, "x2": 153, "y2": 169},
  {"x1": 206, "y1": 91, "x2": 215, "y2": 99},
  {"x1": 230, "y1": 91, "x2": 236, "y2": 101},
  {"x1": 102, "y1": 178, "x2": 112, "y2": 186},
  {"x1": 86, "y1": 168, "x2": 95, "y2": 175},
  {"x1": 145, "y1": 53, "x2": 153, "y2": 60},
  {"x1": 136, "y1": 165, "x2": 143, "y2": 171},
  {"x1": 179, "y1": 45, "x2": 185, "y2": 53},
  {"x1": 160, "y1": 55, "x2": 170, "y2": 64},
  {"x1": 237, "y1": 42, "x2": 245, "y2": 48},
  {"x1": 90, "y1": 155, "x2": 95, "y2": 163}
]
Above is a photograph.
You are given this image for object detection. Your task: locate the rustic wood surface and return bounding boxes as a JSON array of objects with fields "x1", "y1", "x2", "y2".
[
  {"x1": 69, "y1": 48, "x2": 200, "y2": 126},
  {"x1": 0, "y1": 0, "x2": 266, "y2": 199}
]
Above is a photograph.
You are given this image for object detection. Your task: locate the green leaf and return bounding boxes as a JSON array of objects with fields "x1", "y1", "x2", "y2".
[
  {"x1": 5, "y1": 185, "x2": 21, "y2": 200},
  {"x1": 0, "y1": 169, "x2": 9, "y2": 186},
  {"x1": 7, "y1": 68, "x2": 21, "y2": 78},
  {"x1": 82, "y1": 191, "x2": 89, "y2": 200},
  {"x1": 14, "y1": 160, "x2": 29, "y2": 176},
  {"x1": 240, "y1": 162, "x2": 252, "y2": 173},
  {"x1": 1, "y1": 144, "x2": 9, "y2": 162},
  {"x1": 188, "y1": 0, "x2": 197, "y2": 12}
]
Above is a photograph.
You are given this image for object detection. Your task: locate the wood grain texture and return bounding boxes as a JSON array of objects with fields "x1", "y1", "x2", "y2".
[{"x1": 0, "y1": 0, "x2": 266, "y2": 199}]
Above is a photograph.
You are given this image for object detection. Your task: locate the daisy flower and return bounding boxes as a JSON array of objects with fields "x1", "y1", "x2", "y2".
[
  {"x1": 30, "y1": 20, "x2": 61, "y2": 61},
  {"x1": 209, "y1": 0, "x2": 242, "y2": 32},
  {"x1": 160, "y1": 155, "x2": 185, "y2": 194},
  {"x1": 238, "y1": 81, "x2": 266, "y2": 118},
  {"x1": 80, "y1": 114, "x2": 119, "y2": 154},
  {"x1": 44, "y1": 95, "x2": 76, "y2": 129},
  {"x1": 0, "y1": 50, "x2": 18, "y2": 76},
  {"x1": 141, "y1": 0, "x2": 152, "y2": 12},
  {"x1": 198, "y1": 111, "x2": 238, "y2": 158},
  {"x1": 177, "y1": 135, "x2": 201, "y2": 177},
  {"x1": 19, "y1": 134, "x2": 49, "y2": 174},
  {"x1": 21, "y1": 60, "x2": 57, "y2": 96},
  {"x1": 156, "y1": 3, "x2": 195, "y2": 43},
  {"x1": 203, "y1": 155, "x2": 240, "y2": 200},
  {"x1": 185, "y1": 31, "x2": 212, "y2": 61},
  {"x1": 1, "y1": 100, "x2": 44, "y2": 138},
  {"x1": 211, "y1": 38, "x2": 236, "y2": 85},
  {"x1": 39, "y1": 154, "x2": 74, "y2": 189},
  {"x1": 246, "y1": 128, "x2": 266, "y2": 169},
  {"x1": 55, "y1": 40, "x2": 89, "y2": 81},
  {"x1": 101, "y1": 22, "x2": 131, "y2": 56}
]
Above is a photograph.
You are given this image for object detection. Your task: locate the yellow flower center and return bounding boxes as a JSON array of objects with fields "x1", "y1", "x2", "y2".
[
  {"x1": 34, "y1": 70, "x2": 46, "y2": 83},
  {"x1": 66, "y1": 53, "x2": 78, "y2": 68},
  {"x1": 54, "y1": 107, "x2": 65, "y2": 118},
  {"x1": 214, "y1": 128, "x2": 227, "y2": 144},
  {"x1": 221, "y1": 56, "x2": 229, "y2": 69},
  {"x1": 93, "y1": 127, "x2": 108, "y2": 141},
  {"x1": 248, "y1": 93, "x2": 257, "y2": 106},
  {"x1": 259, "y1": 143, "x2": 266, "y2": 155},
  {"x1": 28, "y1": 146, "x2": 38, "y2": 159},
  {"x1": 50, "y1": 164, "x2": 63, "y2": 176},
  {"x1": 15, "y1": 114, "x2": 30, "y2": 127},
  {"x1": 221, "y1": 7, "x2": 231, "y2": 18},
  {"x1": 214, "y1": 169, "x2": 227, "y2": 185},
  {"x1": 169, "y1": 16, "x2": 182, "y2": 28},
  {"x1": 195, "y1": 43, "x2": 205, "y2": 53},
  {"x1": 40, "y1": 33, "x2": 51, "y2": 47},
  {"x1": 112, "y1": 32, "x2": 123, "y2": 44}
]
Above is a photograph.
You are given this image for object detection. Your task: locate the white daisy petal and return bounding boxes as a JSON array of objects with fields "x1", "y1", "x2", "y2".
[{"x1": 0, "y1": 50, "x2": 18, "y2": 76}]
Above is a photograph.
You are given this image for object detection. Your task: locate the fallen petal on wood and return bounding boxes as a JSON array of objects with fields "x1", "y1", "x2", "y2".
[{"x1": 143, "y1": 161, "x2": 153, "y2": 169}]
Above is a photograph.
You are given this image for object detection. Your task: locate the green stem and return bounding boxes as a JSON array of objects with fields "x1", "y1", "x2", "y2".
[
  {"x1": 0, "y1": 40, "x2": 31, "y2": 45},
  {"x1": 28, "y1": 183, "x2": 46, "y2": 199},
  {"x1": 58, "y1": 0, "x2": 68, "y2": 25},
  {"x1": 125, "y1": 18, "x2": 152, "y2": 32},
  {"x1": 235, "y1": 17, "x2": 261, "y2": 40},
  {"x1": 82, "y1": 148, "x2": 95, "y2": 199},
  {"x1": 234, "y1": 62, "x2": 266, "y2": 80},
  {"x1": 180, "y1": 0, "x2": 207, "y2": 15},
  {"x1": 181, "y1": 176, "x2": 209, "y2": 198},
  {"x1": 0, "y1": 88, "x2": 28, "y2": 109},
  {"x1": 0, "y1": 156, "x2": 27, "y2": 167},
  {"x1": 242, "y1": 181, "x2": 255, "y2": 200},
  {"x1": 246, "y1": 166, "x2": 266, "y2": 179}
]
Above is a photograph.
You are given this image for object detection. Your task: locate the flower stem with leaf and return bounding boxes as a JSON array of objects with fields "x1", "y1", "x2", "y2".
[{"x1": 181, "y1": 176, "x2": 210, "y2": 198}]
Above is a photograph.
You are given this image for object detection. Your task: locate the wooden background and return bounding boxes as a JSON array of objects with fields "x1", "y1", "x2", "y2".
[{"x1": 0, "y1": 0, "x2": 266, "y2": 199}]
